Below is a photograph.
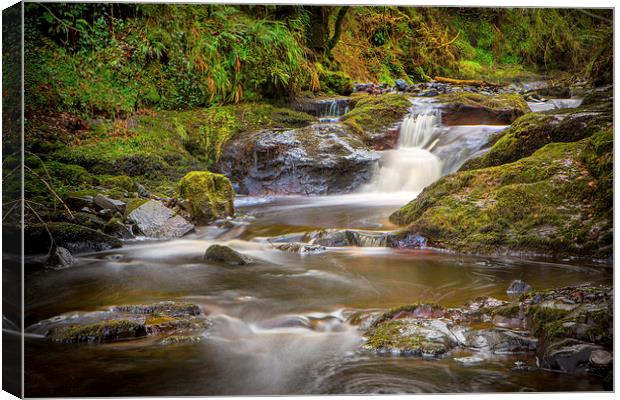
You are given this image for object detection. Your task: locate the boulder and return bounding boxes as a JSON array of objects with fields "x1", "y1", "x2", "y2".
[
  {"x1": 127, "y1": 200, "x2": 194, "y2": 239},
  {"x1": 218, "y1": 123, "x2": 379, "y2": 195},
  {"x1": 540, "y1": 339, "x2": 606, "y2": 374},
  {"x1": 203, "y1": 244, "x2": 254, "y2": 265},
  {"x1": 437, "y1": 92, "x2": 529, "y2": 125},
  {"x1": 94, "y1": 194, "x2": 126, "y2": 213},
  {"x1": 46, "y1": 246, "x2": 74, "y2": 269},
  {"x1": 507, "y1": 280, "x2": 532, "y2": 296},
  {"x1": 177, "y1": 171, "x2": 234, "y2": 224}
]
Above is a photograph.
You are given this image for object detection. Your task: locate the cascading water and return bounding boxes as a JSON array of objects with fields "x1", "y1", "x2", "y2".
[
  {"x1": 318, "y1": 99, "x2": 351, "y2": 122},
  {"x1": 364, "y1": 102, "x2": 442, "y2": 195}
]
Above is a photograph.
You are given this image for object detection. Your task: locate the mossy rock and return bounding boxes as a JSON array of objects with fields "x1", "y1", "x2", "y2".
[
  {"x1": 48, "y1": 319, "x2": 147, "y2": 344},
  {"x1": 363, "y1": 320, "x2": 449, "y2": 356},
  {"x1": 462, "y1": 104, "x2": 612, "y2": 171},
  {"x1": 390, "y1": 129, "x2": 613, "y2": 260},
  {"x1": 24, "y1": 222, "x2": 122, "y2": 255},
  {"x1": 437, "y1": 92, "x2": 529, "y2": 125},
  {"x1": 178, "y1": 171, "x2": 234, "y2": 224},
  {"x1": 340, "y1": 93, "x2": 411, "y2": 140},
  {"x1": 320, "y1": 70, "x2": 354, "y2": 96},
  {"x1": 124, "y1": 198, "x2": 150, "y2": 219},
  {"x1": 203, "y1": 244, "x2": 253, "y2": 265}
]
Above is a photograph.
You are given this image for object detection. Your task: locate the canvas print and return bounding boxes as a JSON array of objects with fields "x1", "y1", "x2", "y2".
[{"x1": 2, "y1": 2, "x2": 614, "y2": 397}]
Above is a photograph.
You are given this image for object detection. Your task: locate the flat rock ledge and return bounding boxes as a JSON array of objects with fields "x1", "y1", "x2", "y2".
[{"x1": 28, "y1": 301, "x2": 209, "y2": 345}]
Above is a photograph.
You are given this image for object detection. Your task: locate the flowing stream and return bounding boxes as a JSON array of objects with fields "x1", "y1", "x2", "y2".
[{"x1": 23, "y1": 98, "x2": 611, "y2": 396}]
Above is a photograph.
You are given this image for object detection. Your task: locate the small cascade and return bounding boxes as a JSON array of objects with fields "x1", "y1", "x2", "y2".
[
  {"x1": 318, "y1": 99, "x2": 350, "y2": 122},
  {"x1": 363, "y1": 101, "x2": 442, "y2": 195}
]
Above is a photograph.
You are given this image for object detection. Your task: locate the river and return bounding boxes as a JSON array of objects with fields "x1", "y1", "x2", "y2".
[{"x1": 23, "y1": 96, "x2": 610, "y2": 396}]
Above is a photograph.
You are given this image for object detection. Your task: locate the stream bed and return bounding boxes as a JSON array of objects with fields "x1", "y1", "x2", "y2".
[{"x1": 23, "y1": 96, "x2": 610, "y2": 396}]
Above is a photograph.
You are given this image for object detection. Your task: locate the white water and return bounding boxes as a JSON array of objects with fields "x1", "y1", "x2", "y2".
[{"x1": 364, "y1": 104, "x2": 443, "y2": 196}]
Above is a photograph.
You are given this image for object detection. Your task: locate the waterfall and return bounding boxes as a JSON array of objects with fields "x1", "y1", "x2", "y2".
[
  {"x1": 364, "y1": 105, "x2": 442, "y2": 195},
  {"x1": 318, "y1": 99, "x2": 350, "y2": 122}
]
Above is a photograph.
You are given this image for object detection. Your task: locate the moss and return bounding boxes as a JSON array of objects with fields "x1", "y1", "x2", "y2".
[
  {"x1": 526, "y1": 305, "x2": 572, "y2": 337},
  {"x1": 364, "y1": 320, "x2": 422, "y2": 350},
  {"x1": 462, "y1": 104, "x2": 612, "y2": 171},
  {"x1": 341, "y1": 93, "x2": 411, "y2": 140},
  {"x1": 390, "y1": 130, "x2": 613, "y2": 260},
  {"x1": 320, "y1": 70, "x2": 354, "y2": 96},
  {"x1": 372, "y1": 303, "x2": 443, "y2": 327},
  {"x1": 177, "y1": 171, "x2": 235, "y2": 224},
  {"x1": 491, "y1": 304, "x2": 520, "y2": 318},
  {"x1": 438, "y1": 92, "x2": 530, "y2": 116},
  {"x1": 98, "y1": 175, "x2": 136, "y2": 192},
  {"x1": 124, "y1": 198, "x2": 150, "y2": 218},
  {"x1": 48, "y1": 319, "x2": 147, "y2": 344}
]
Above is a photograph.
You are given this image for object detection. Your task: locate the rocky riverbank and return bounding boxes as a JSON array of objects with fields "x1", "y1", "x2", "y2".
[{"x1": 348, "y1": 282, "x2": 613, "y2": 389}]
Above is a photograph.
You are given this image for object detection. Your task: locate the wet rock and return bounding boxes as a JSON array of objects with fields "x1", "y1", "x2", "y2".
[
  {"x1": 466, "y1": 328, "x2": 538, "y2": 354},
  {"x1": 40, "y1": 301, "x2": 209, "y2": 345},
  {"x1": 65, "y1": 196, "x2": 94, "y2": 210},
  {"x1": 48, "y1": 319, "x2": 147, "y2": 344},
  {"x1": 127, "y1": 200, "x2": 194, "y2": 239},
  {"x1": 45, "y1": 246, "x2": 74, "y2": 269},
  {"x1": 272, "y1": 242, "x2": 326, "y2": 254},
  {"x1": 70, "y1": 212, "x2": 107, "y2": 231},
  {"x1": 507, "y1": 279, "x2": 532, "y2": 296},
  {"x1": 137, "y1": 184, "x2": 150, "y2": 198},
  {"x1": 589, "y1": 349, "x2": 613, "y2": 369},
  {"x1": 104, "y1": 218, "x2": 134, "y2": 239},
  {"x1": 177, "y1": 171, "x2": 235, "y2": 224},
  {"x1": 540, "y1": 339, "x2": 606, "y2": 374},
  {"x1": 394, "y1": 79, "x2": 408, "y2": 92},
  {"x1": 438, "y1": 92, "x2": 529, "y2": 125},
  {"x1": 24, "y1": 222, "x2": 122, "y2": 254},
  {"x1": 304, "y1": 229, "x2": 396, "y2": 248},
  {"x1": 94, "y1": 194, "x2": 126, "y2": 213},
  {"x1": 159, "y1": 335, "x2": 202, "y2": 346},
  {"x1": 203, "y1": 244, "x2": 254, "y2": 265},
  {"x1": 218, "y1": 124, "x2": 379, "y2": 195},
  {"x1": 112, "y1": 301, "x2": 202, "y2": 317}
]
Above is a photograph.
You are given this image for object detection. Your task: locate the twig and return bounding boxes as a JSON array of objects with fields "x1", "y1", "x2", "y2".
[{"x1": 24, "y1": 165, "x2": 74, "y2": 219}]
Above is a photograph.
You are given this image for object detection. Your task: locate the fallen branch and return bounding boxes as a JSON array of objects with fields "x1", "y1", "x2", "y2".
[{"x1": 434, "y1": 76, "x2": 500, "y2": 88}]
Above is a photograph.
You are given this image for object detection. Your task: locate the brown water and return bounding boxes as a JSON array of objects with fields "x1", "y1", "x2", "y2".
[
  {"x1": 23, "y1": 104, "x2": 612, "y2": 396},
  {"x1": 24, "y1": 194, "x2": 611, "y2": 396}
]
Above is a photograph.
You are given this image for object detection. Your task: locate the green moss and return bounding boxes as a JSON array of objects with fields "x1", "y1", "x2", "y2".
[
  {"x1": 437, "y1": 92, "x2": 530, "y2": 116},
  {"x1": 320, "y1": 70, "x2": 354, "y2": 96},
  {"x1": 48, "y1": 319, "x2": 147, "y2": 344},
  {"x1": 492, "y1": 304, "x2": 520, "y2": 318},
  {"x1": 390, "y1": 130, "x2": 613, "y2": 259},
  {"x1": 341, "y1": 93, "x2": 411, "y2": 140},
  {"x1": 177, "y1": 171, "x2": 235, "y2": 224},
  {"x1": 463, "y1": 105, "x2": 612, "y2": 171},
  {"x1": 124, "y1": 198, "x2": 150, "y2": 218},
  {"x1": 365, "y1": 320, "x2": 421, "y2": 350},
  {"x1": 526, "y1": 305, "x2": 572, "y2": 337},
  {"x1": 98, "y1": 175, "x2": 136, "y2": 192}
]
